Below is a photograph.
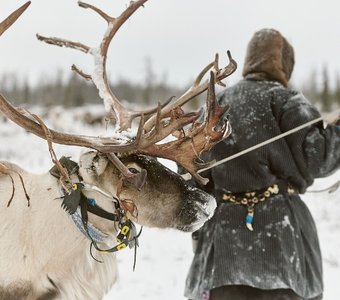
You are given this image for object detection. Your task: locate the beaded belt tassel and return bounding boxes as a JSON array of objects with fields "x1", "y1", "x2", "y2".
[{"x1": 223, "y1": 184, "x2": 279, "y2": 231}]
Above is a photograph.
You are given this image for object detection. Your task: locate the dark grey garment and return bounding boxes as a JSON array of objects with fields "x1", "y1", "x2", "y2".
[
  {"x1": 210, "y1": 285, "x2": 306, "y2": 300},
  {"x1": 185, "y1": 195, "x2": 322, "y2": 300},
  {"x1": 184, "y1": 80, "x2": 340, "y2": 300}
]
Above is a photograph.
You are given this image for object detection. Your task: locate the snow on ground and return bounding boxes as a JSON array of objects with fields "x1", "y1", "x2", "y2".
[{"x1": 0, "y1": 106, "x2": 339, "y2": 300}]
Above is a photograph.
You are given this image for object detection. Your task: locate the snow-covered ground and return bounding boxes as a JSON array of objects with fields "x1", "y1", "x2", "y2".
[{"x1": 0, "y1": 106, "x2": 339, "y2": 300}]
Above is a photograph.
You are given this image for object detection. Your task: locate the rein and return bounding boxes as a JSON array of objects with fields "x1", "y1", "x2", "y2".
[{"x1": 182, "y1": 110, "x2": 340, "y2": 180}]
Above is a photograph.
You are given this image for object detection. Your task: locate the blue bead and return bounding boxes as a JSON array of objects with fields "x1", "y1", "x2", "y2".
[
  {"x1": 246, "y1": 214, "x2": 253, "y2": 224},
  {"x1": 87, "y1": 198, "x2": 96, "y2": 206}
]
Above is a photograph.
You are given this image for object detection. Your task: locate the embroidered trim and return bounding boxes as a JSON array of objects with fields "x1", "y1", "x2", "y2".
[{"x1": 71, "y1": 208, "x2": 108, "y2": 244}]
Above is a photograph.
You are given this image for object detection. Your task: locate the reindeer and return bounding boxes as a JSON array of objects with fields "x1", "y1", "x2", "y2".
[{"x1": 0, "y1": 1, "x2": 236, "y2": 299}]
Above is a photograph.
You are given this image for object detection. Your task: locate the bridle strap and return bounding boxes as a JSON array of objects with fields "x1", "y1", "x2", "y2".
[
  {"x1": 86, "y1": 199, "x2": 120, "y2": 222},
  {"x1": 80, "y1": 193, "x2": 138, "y2": 254}
]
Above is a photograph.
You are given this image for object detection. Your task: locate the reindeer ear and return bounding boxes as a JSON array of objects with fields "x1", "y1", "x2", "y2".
[{"x1": 79, "y1": 151, "x2": 108, "y2": 177}]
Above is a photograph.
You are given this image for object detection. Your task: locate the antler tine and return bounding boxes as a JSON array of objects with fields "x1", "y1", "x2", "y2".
[
  {"x1": 37, "y1": 0, "x2": 159, "y2": 131},
  {"x1": 91, "y1": 0, "x2": 150, "y2": 131},
  {"x1": 220, "y1": 50, "x2": 237, "y2": 79},
  {"x1": 98, "y1": 0, "x2": 148, "y2": 59},
  {"x1": 36, "y1": 34, "x2": 90, "y2": 53},
  {"x1": 78, "y1": 1, "x2": 114, "y2": 23},
  {"x1": 0, "y1": 1, "x2": 31, "y2": 36},
  {"x1": 144, "y1": 51, "x2": 237, "y2": 132},
  {"x1": 206, "y1": 71, "x2": 217, "y2": 123},
  {"x1": 138, "y1": 72, "x2": 232, "y2": 185},
  {"x1": 193, "y1": 62, "x2": 214, "y2": 87},
  {"x1": 175, "y1": 51, "x2": 237, "y2": 106}
]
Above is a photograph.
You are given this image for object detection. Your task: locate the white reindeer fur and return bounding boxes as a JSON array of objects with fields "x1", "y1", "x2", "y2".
[
  {"x1": 0, "y1": 152, "x2": 216, "y2": 299},
  {"x1": 0, "y1": 160, "x2": 119, "y2": 299}
]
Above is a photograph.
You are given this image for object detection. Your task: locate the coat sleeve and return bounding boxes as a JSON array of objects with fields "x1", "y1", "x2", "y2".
[
  {"x1": 303, "y1": 121, "x2": 340, "y2": 178},
  {"x1": 279, "y1": 91, "x2": 340, "y2": 179}
]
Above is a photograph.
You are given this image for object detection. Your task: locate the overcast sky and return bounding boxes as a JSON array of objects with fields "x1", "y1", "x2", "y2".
[{"x1": 1, "y1": 0, "x2": 340, "y2": 90}]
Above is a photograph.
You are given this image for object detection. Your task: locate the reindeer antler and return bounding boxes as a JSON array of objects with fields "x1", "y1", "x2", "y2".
[
  {"x1": 0, "y1": 1, "x2": 30, "y2": 37},
  {"x1": 137, "y1": 72, "x2": 232, "y2": 184},
  {"x1": 0, "y1": 0, "x2": 237, "y2": 185},
  {"x1": 37, "y1": 0, "x2": 154, "y2": 131}
]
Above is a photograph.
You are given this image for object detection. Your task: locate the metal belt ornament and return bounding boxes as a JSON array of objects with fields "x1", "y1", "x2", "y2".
[{"x1": 222, "y1": 184, "x2": 281, "y2": 231}]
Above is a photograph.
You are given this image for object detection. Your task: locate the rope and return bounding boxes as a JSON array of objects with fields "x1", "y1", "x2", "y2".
[
  {"x1": 181, "y1": 109, "x2": 340, "y2": 181},
  {"x1": 198, "y1": 116, "x2": 324, "y2": 174},
  {"x1": 307, "y1": 181, "x2": 340, "y2": 194}
]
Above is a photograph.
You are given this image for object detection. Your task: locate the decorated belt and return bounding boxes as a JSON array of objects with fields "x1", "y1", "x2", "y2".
[{"x1": 222, "y1": 184, "x2": 295, "y2": 231}]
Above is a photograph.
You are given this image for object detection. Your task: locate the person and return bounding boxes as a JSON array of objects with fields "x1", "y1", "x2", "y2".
[{"x1": 184, "y1": 28, "x2": 340, "y2": 300}]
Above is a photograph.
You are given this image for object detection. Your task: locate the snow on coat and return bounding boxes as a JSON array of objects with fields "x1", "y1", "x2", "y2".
[{"x1": 185, "y1": 28, "x2": 340, "y2": 300}]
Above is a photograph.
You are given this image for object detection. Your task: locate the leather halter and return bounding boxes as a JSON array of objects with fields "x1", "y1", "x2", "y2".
[{"x1": 49, "y1": 156, "x2": 141, "y2": 255}]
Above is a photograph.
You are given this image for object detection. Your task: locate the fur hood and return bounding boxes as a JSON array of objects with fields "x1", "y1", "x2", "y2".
[{"x1": 242, "y1": 28, "x2": 295, "y2": 87}]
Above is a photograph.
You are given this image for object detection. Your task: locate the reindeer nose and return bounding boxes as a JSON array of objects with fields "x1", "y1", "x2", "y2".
[
  {"x1": 194, "y1": 196, "x2": 216, "y2": 219},
  {"x1": 187, "y1": 188, "x2": 216, "y2": 218},
  {"x1": 176, "y1": 189, "x2": 217, "y2": 232}
]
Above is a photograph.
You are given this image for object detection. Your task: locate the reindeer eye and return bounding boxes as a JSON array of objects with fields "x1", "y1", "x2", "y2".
[
  {"x1": 128, "y1": 167, "x2": 139, "y2": 174},
  {"x1": 126, "y1": 162, "x2": 142, "y2": 174}
]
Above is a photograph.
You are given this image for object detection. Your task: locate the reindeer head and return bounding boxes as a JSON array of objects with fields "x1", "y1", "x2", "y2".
[
  {"x1": 78, "y1": 151, "x2": 216, "y2": 232},
  {"x1": 0, "y1": 1, "x2": 236, "y2": 235}
]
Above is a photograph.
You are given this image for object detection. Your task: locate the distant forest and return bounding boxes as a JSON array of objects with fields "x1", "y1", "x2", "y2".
[
  {"x1": 0, "y1": 70, "x2": 189, "y2": 110},
  {"x1": 300, "y1": 66, "x2": 340, "y2": 112},
  {"x1": 1, "y1": 63, "x2": 340, "y2": 113}
]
